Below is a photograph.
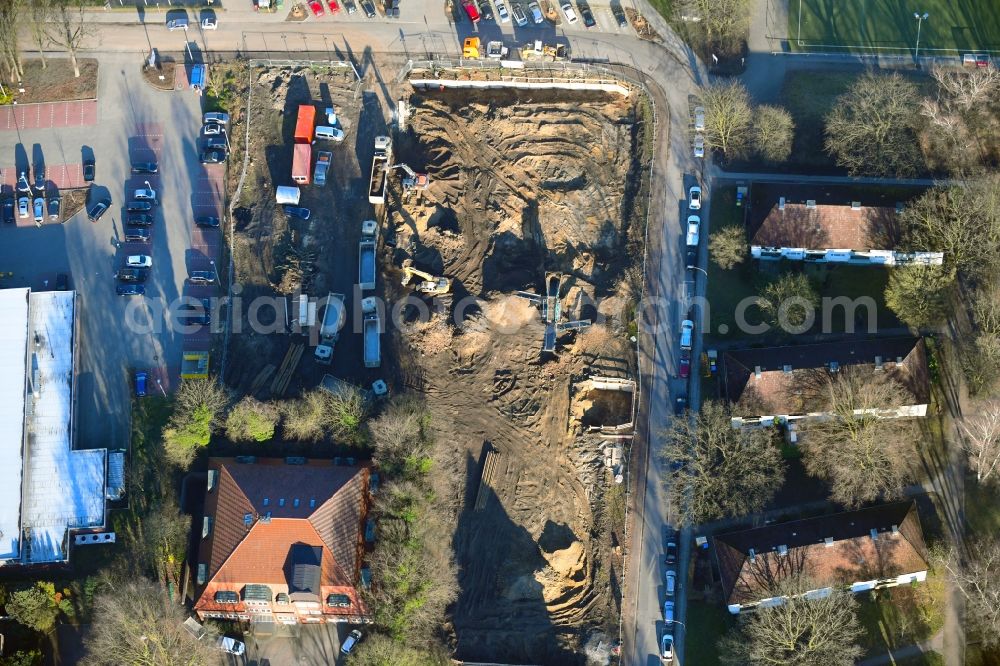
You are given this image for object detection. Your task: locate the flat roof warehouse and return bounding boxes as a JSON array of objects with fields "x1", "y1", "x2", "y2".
[{"x1": 0, "y1": 288, "x2": 108, "y2": 566}]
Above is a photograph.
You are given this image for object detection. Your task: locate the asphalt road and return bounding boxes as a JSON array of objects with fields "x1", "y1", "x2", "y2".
[{"x1": 0, "y1": 52, "x2": 205, "y2": 451}]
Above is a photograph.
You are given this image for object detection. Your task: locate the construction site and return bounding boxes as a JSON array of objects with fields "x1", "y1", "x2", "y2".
[{"x1": 220, "y1": 57, "x2": 652, "y2": 662}]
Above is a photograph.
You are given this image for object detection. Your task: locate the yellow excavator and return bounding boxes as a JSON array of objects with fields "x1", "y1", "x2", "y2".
[{"x1": 401, "y1": 259, "x2": 451, "y2": 296}]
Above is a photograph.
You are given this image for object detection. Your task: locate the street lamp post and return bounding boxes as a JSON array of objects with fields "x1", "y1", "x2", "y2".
[
  {"x1": 913, "y1": 12, "x2": 929, "y2": 64},
  {"x1": 182, "y1": 25, "x2": 193, "y2": 61}
]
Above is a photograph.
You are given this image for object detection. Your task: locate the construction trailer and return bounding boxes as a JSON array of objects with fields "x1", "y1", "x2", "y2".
[
  {"x1": 358, "y1": 220, "x2": 378, "y2": 291},
  {"x1": 181, "y1": 351, "x2": 209, "y2": 379},
  {"x1": 314, "y1": 293, "x2": 346, "y2": 365},
  {"x1": 292, "y1": 144, "x2": 312, "y2": 185},
  {"x1": 368, "y1": 136, "x2": 392, "y2": 204},
  {"x1": 275, "y1": 186, "x2": 300, "y2": 205},
  {"x1": 294, "y1": 105, "x2": 316, "y2": 144}
]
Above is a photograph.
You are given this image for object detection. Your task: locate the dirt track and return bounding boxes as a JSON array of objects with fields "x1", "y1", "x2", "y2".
[{"x1": 391, "y1": 88, "x2": 649, "y2": 663}]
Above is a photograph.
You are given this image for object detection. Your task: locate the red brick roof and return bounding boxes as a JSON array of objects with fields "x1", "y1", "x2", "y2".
[
  {"x1": 194, "y1": 458, "x2": 369, "y2": 617},
  {"x1": 752, "y1": 202, "x2": 898, "y2": 251},
  {"x1": 714, "y1": 501, "x2": 928, "y2": 607}
]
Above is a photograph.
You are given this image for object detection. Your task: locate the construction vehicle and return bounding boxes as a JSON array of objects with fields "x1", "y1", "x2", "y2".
[
  {"x1": 463, "y1": 37, "x2": 509, "y2": 59},
  {"x1": 368, "y1": 136, "x2": 392, "y2": 204},
  {"x1": 314, "y1": 293, "x2": 346, "y2": 365},
  {"x1": 386, "y1": 163, "x2": 430, "y2": 196},
  {"x1": 292, "y1": 143, "x2": 311, "y2": 185},
  {"x1": 401, "y1": 259, "x2": 451, "y2": 295},
  {"x1": 359, "y1": 220, "x2": 377, "y2": 291},
  {"x1": 362, "y1": 297, "x2": 381, "y2": 368},
  {"x1": 463, "y1": 37, "x2": 482, "y2": 58},
  {"x1": 294, "y1": 105, "x2": 316, "y2": 144},
  {"x1": 520, "y1": 40, "x2": 567, "y2": 61},
  {"x1": 487, "y1": 41, "x2": 509, "y2": 58},
  {"x1": 181, "y1": 351, "x2": 209, "y2": 379},
  {"x1": 314, "y1": 150, "x2": 332, "y2": 186}
]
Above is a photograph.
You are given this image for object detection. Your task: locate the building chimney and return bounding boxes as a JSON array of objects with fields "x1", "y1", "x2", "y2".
[
  {"x1": 754, "y1": 366, "x2": 762, "y2": 379},
  {"x1": 870, "y1": 528, "x2": 878, "y2": 541},
  {"x1": 779, "y1": 197, "x2": 786, "y2": 211}
]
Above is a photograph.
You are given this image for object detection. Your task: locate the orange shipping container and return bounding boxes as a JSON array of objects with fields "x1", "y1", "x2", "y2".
[
  {"x1": 292, "y1": 144, "x2": 312, "y2": 185},
  {"x1": 294, "y1": 105, "x2": 316, "y2": 144}
]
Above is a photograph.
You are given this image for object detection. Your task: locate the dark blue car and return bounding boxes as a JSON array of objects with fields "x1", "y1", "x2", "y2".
[{"x1": 135, "y1": 371, "x2": 148, "y2": 397}]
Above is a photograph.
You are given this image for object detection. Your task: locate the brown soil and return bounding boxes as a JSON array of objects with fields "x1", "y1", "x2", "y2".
[
  {"x1": 2, "y1": 59, "x2": 98, "y2": 104},
  {"x1": 61, "y1": 188, "x2": 87, "y2": 223},
  {"x1": 141, "y1": 61, "x2": 176, "y2": 91},
  {"x1": 390, "y1": 87, "x2": 647, "y2": 663},
  {"x1": 626, "y1": 8, "x2": 662, "y2": 42}
]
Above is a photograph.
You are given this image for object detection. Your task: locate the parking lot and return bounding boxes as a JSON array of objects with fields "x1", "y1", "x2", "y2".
[
  {"x1": 0, "y1": 52, "x2": 212, "y2": 449},
  {"x1": 238, "y1": 622, "x2": 345, "y2": 666}
]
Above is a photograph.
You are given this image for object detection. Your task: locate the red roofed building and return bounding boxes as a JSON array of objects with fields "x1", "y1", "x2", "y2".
[{"x1": 192, "y1": 457, "x2": 371, "y2": 626}]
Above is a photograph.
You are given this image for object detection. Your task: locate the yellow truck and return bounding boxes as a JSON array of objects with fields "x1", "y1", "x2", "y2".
[{"x1": 181, "y1": 351, "x2": 209, "y2": 380}]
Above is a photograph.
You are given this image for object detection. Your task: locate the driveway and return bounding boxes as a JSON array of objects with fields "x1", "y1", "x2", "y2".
[
  {"x1": 244, "y1": 623, "x2": 344, "y2": 666},
  {"x1": 0, "y1": 52, "x2": 205, "y2": 450}
]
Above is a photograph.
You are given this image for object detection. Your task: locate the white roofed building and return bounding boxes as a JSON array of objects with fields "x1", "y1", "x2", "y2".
[{"x1": 0, "y1": 288, "x2": 108, "y2": 566}]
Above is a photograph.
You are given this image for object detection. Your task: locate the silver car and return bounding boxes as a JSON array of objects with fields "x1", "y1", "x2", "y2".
[
  {"x1": 512, "y1": 2, "x2": 528, "y2": 25},
  {"x1": 495, "y1": 0, "x2": 511, "y2": 22},
  {"x1": 560, "y1": 2, "x2": 578, "y2": 23}
]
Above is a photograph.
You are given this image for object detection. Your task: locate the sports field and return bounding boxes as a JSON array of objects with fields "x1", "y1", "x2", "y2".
[{"x1": 788, "y1": 0, "x2": 1000, "y2": 54}]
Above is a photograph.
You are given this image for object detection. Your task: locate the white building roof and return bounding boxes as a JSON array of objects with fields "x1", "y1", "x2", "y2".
[
  {"x1": 0, "y1": 288, "x2": 29, "y2": 561},
  {"x1": 19, "y1": 291, "x2": 106, "y2": 564}
]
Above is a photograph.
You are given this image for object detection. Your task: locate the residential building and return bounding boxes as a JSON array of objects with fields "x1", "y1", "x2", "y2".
[
  {"x1": 0, "y1": 288, "x2": 109, "y2": 566},
  {"x1": 748, "y1": 193, "x2": 942, "y2": 266},
  {"x1": 193, "y1": 457, "x2": 371, "y2": 626},
  {"x1": 713, "y1": 501, "x2": 928, "y2": 614},
  {"x1": 721, "y1": 337, "x2": 930, "y2": 428}
]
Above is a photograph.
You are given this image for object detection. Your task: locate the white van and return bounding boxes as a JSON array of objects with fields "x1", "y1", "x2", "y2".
[
  {"x1": 679, "y1": 320, "x2": 693, "y2": 350},
  {"x1": 315, "y1": 126, "x2": 345, "y2": 142},
  {"x1": 665, "y1": 570, "x2": 676, "y2": 598}
]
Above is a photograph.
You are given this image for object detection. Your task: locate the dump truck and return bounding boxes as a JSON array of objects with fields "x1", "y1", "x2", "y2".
[
  {"x1": 362, "y1": 297, "x2": 381, "y2": 368},
  {"x1": 520, "y1": 40, "x2": 567, "y2": 61},
  {"x1": 368, "y1": 136, "x2": 391, "y2": 204},
  {"x1": 314, "y1": 292, "x2": 346, "y2": 365},
  {"x1": 181, "y1": 351, "x2": 209, "y2": 379},
  {"x1": 294, "y1": 105, "x2": 316, "y2": 144},
  {"x1": 292, "y1": 144, "x2": 312, "y2": 185},
  {"x1": 314, "y1": 150, "x2": 332, "y2": 186},
  {"x1": 358, "y1": 219, "x2": 377, "y2": 291}
]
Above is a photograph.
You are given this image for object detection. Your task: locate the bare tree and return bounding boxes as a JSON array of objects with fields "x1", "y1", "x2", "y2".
[
  {"x1": 661, "y1": 401, "x2": 784, "y2": 526},
  {"x1": 25, "y1": 0, "x2": 51, "y2": 68},
  {"x1": 799, "y1": 369, "x2": 918, "y2": 507},
  {"x1": 709, "y1": 225, "x2": 747, "y2": 269},
  {"x1": 960, "y1": 401, "x2": 1000, "y2": 485},
  {"x1": 884, "y1": 265, "x2": 955, "y2": 330},
  {"x1": 692, "y1": 0, "x2": 752, "y2": 54},
  {"x1": 84, "y1": 578, "x2": 221, "y2": 666},
  {"x1": 758, "y1": 272, "x2": 819, "y2": 331},
  {"x1": 46, "y1": 0, "x2": 93, "y2": 78},
  {"x1": 368, "y1": 396, "x2": 430, "y2": 474},
  {"x1": 0, "y1": 0, "x2": 25, "y2": 83},
  {"x1": 945, "y1": 537, "x2": 1000, "y2": 648},
  {"x1": 931, "y1": 66, "x2": 1000, "y2": 112},
  {"x1": 719, "y1": 578, "x2": 864, "y2": 665},
  {"x1": 824, "y1": 72, "x2": 922, "y2": 177},
  {"x1": 751, "y1": 105, "x2": 794, "y2": 163},
  {"x1": 700, "y1": 81, "x2": 752, "y2": 158},
  {"x1": 225, "y1": 396, "x2": 280, "y2": 442}
]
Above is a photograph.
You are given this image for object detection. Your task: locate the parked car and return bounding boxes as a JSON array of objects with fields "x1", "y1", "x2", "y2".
[
  {"x1": 117, "y1": 283, "x2": 145, "y2": 296},
  {"x1": 133, "y1": 187, "x2": 157, "y2": 202},
  {"x1": 1, "y1": 198, "x2": 13, "y2": 223},
  {"x1": 33, "y1": 198, "x2": 44, "y2": 223},
  {"x1": 308, "y1": 0, "x2": 325, "y2": 15},
  {"x1": 386, "y1": 0, "x2": 400, "y2": 18},
  {"x1": 18, "y1": 196, "x2": 30, "y2": 218},
  {"x1": 495, "y1": 0, "x2": 511, "y2": 22},
  {"x1": 126, "y1": 254, "x2": 153, "y2": 268},
  {"x1": 611, "y1": 1, "x2": 627, "y2": 27},
  {"x1": 131, "y1": 161, "x2": 158, "y2": 174},
  {"x1": 195, "y1": 216, "x2": 220, "y2": 228},
  {"x1": 512, "y1": 2, "x2": 528, "y2": 25},
  {"x1": 665, "y1": 535, "x2": 678, "y2": 565},
  {"x1": 661, "y1": 633, "x2": 674, "y2": 662},
  {"x1": 664, "y1": 569, "x2": 676, "y2": 597},
  {"x1": 126, "y1": 201, "x2": 153, "y2": 212},
  {"x1": 128, "y1": 213, "x2": 154, "y2": 226},
  {"x1": 679, "y1": 319, "x2": 693, "y2": 350},
  {"x1": 117, "y1": 268, "x2": 149, "y2": 282},
  {"x1": 87, "y1": 197, "x2": 111, "y2": 222},
  {"x1": 315, "y1": 126, "x2": 345, "y2": 142},
  {"x1": 203, "y1": 112, "x2": 229, "y2": 126},
  {"x1": 188, "y1": 270, "x2": 216, "y2": 284},
  {"x1": 327, "y1": 0, "x2": 341, "y2": 12},
  {"x1": 124, "y1": 226, "x2": 151, "y2": 242},
  {"x1": 34, "y1": 167, "x2": 45, "y2": 191},
  {"x1": 47, "y1": 197, "x2": 60, "y2": 220},
  {"x1": 685, "y1": 247, "x2": 697, "y2": 270},
  {"x1": 693, "y1": 105, "x2": 705, "y2": 131},
  {"x1": 674, "y1": 396, "x2": 687, "y2": 416},
  {"x1": 361, "y1": 0, "x2": 376, "y2": 17},
  {"x1": 166, "y1": 17, "x2": 189, "y2": 31},
  {"x1": 83, "y1": 158, "x2": 96, "y2": 182},
  {"x1": 560, "y1": 2, "x2": 578, "y2": 23},
  {"x1": 204, "y1": 136, "x2": 228, "y2": 149},
  {"x1": 527, "y1": 0, "x2": 544, "y2": 22},
  {"x1": 476, "y1": 0, "x2": 493, "y2": 20},
  {"x1": 693, "y1": 134, "x2": 704, "y2": 158},
  {"x1": 200, "y1": 148, "x2": 226, "y2": 164},
  {"x1": 686, "y1": 215, "x2": 700, "y2": 246},
  {"x1": 663, "y1": 600, "x2": 675, "y2": 625},
  {"x1": 179, "y1": 298, "x2": 212, "y2": 326},
  {"x1": 201, "y1": 16, "x2": 218, "y2": 30},
  {"x1": 341, "y1": 630, "x2": 362, "y2": 655},
  {"x1": 579, "y1": 3, "x2": 595, "y2": 27},
  {"x1": 217, "y1": 636, "x2": 245, "y2": 656},
  {"x1": 283, "y1": 205, "x2": 311, "y2": 220},
  {"x1": 688, "y1": 185, "x2": 701, "y2": 210},
  {"x1": 678, "y1": 353, "x2": 690, "y2": 379},
  {"x1": 134, "y1": 371, "x2": 148, "y2": 397},
  {"x1": 344, "y1": 0, "x2": 358, "y2": 13}
]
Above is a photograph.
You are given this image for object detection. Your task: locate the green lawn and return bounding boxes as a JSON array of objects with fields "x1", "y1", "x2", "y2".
[
  {"x1": 789, "y1": 0, "x2": 1000, "y2": 53},
  {"x1": 685, "y1": 601, "x2": 735, "y2": 666},
  {"x1": 857, "y1": 577, "x2": 946, "y2": 657},
  {"x1": 782, "y1": 72, "x2": 859, "y2": 170}
]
